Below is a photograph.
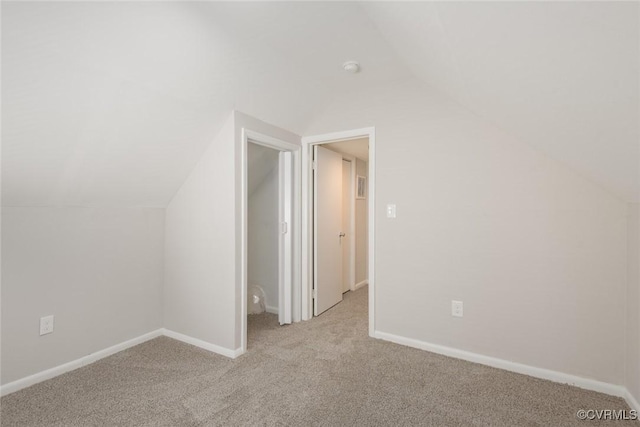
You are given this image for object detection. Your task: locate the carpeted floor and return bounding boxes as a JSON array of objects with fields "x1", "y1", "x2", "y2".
[{"x1": 1, "y1": 286, "x2": 636, "y2": 426}]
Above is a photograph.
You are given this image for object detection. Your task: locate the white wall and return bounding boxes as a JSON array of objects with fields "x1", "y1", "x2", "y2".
[
  {"x1": 247, "y1": 144, "x2": 280, "y2": 312},
  {"x1": 165, "y1": 111, "x2": 299, "y2": 353},
  {"x1": 627, "y1": 203, "x2": 640, "y2": 404},
  {"x1": 355, "y1": 158, "x2": 368, "y2": 284},
  {"x1": 1, "y1": 206, "x2": 164, "y2": 385},
  {"x1": 305, "y1": 78, "x2": 628, "y2": 386},
  {"x1": 164, "y1": 113, "x2": 237, "y2": 351}
]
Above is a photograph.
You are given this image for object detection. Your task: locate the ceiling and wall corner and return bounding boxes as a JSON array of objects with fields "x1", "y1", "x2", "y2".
[
  {"x1": 361, "y1": 1, "x2": 639, "y2": 202},
  {"x1": 1, "y1": 2, "x2": 410, "y2": 208},
  {"x1": 247, "y1": 143, "x2": 280, "y2": 197},
  {"x1": 324, "y1": 138, "x2": 369, "y2": 162},
  {"x1": 3, "y1": 2, "x2": 637, "y2": 206}
]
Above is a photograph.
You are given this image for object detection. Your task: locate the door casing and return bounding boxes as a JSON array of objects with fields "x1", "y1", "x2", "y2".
[
  {"x1": 301, "y1": 127, "x2": 376, "y2": 337},
  {"x1": 240, "y1": 129, "x2": 301, "y2": 355}
]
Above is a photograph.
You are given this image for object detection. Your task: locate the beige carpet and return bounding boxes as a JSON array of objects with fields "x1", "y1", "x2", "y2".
[{"x1": 1, "y1": 287, "x2": 636, "y2": 426}]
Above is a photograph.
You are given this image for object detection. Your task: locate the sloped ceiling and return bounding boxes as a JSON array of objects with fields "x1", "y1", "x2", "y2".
[
  {"x1": 3, "y1": 2, "x2": 638, "y2": 206},
  {"x1": 362, "y1": 1, "x2": 639, "y2": 202},
  {"x1": 325, "y1": 138, "x2": 369, "y2": 162},
  {"x1": 2, "y1": 2, "x2": 410, "y2": 207},
  {"x1": 247, "y1": 143, "x2": 279, "y2": 197}
]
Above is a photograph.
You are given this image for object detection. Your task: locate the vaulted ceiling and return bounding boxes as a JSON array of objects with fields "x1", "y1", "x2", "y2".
[
  {"x1": 2, "y1": 2, "x2": 410, "y2": 207},
  {"x1": 3, "y1": 2, "x2": 638, "y2": 206},
  {"x1": 362, "y1": 1, "x2": 639, "y2": 202}
]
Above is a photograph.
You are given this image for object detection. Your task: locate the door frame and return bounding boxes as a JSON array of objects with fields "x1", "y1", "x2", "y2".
[
  {"x1": 301, "y1": 127, "x2": 375, "y2": 337},
  {"x1": 278, "y1": 150, "x2": 293, "y2": 323},
  {"x1": 240, "y1": 129, "x2": 301, "y2": 354},
  {"x1": 340, "y1": 154, "x2": 357, "y2": 293}
]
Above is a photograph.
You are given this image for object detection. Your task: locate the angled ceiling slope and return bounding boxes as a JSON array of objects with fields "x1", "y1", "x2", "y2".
[
  {"x1": 363, "y1": 2, "x2": 640, "y2": 202},
  {"x1": 4, "y1": 2, "x2": 637, "y2": 207},
  {"x1": 2, "y1": 2, "x2": 410, "y2": 207}
]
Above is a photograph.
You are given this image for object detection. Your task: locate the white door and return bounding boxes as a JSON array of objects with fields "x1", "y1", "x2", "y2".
[
  {"x1": 342, "y1": 159, "x2": 352, "y2": 293},
  {"x1": 314, "y1": 146, "x2": 343, "y2": 316},
  {"x1": 278, "y1": 151, "x2": 293, "y2": 325}
]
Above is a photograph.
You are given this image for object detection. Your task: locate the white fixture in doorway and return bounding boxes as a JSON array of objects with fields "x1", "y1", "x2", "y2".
[{"x1": 301, "y1": 127, "x2": 376, "y2": 336}]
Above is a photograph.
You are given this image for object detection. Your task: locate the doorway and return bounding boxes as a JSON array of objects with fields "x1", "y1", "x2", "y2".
[
  {"x1": 301, "y1": 128, "x2": 375, "y2": 336},
  {"x1": 247, "y1": 142, "x2": 280, "y2": 314},
  {"x1": 241, "y1": 130, "x2": 300, "y2": 354}
]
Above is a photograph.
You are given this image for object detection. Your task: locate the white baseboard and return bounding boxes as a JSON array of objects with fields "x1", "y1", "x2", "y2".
[
  {"x1": 0, "y1": 328, "x2": 244, "y2": 397},
  {"x1": 3, "y1": 324, "x2": 636, "y2": 413},
  {"x1": 354, "y1": 280, "x2": 368, "y2": 291},
  {"x1": 161, "y1": 329, "x2": 242, "y2": 359},
  {"x1": 265, "y1": 305, "x2": 278, "y2": 314},
  {"x1": 625, "y1": 389, "x2": 640, "y2": 412},
  {"x1": 0, "y1": 329, "x2": 163, "y2": 397},
  {"x1": 373, "y1": 330, "x2": 629, "y2": 400}
]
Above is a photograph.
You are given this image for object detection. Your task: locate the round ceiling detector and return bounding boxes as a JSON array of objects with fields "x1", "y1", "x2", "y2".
[{"x1": 342, "y1": 61, "x2": 360, "y2": 74}]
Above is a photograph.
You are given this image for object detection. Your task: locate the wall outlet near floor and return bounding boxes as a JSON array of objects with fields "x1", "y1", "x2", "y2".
[
  {"x1": 40, "y1": 315, "x2": 54, "y2": 335},
  {"x1": 451, "y1": 300, "x2": 463, "y2": 318}
]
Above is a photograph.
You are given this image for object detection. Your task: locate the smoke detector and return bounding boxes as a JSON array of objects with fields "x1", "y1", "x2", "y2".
[{"x1": 342, "y1": 61, "x2": 360, "y2": 74}]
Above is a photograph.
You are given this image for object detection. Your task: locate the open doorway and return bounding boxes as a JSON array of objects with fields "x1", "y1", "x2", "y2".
[
  {"x1": 241, "y1": 130, "x2": 300, "y2": 354},
  {"x1": 301, "y1": 128, "x2": 375, "y2": 336},
  {"x1": 246, "y1": 142, "x2": 281, "y2": 348},
  {"x1": 313, "y1": 139, "x2": 369, "y2": 314}
]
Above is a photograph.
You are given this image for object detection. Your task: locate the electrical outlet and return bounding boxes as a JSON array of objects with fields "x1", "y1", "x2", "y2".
[
  {"x1": 451, "y1": 301, "x2": 463, "y2": 318},
  {"x1": 40, "y1": 315, "x2": 54, "y2": 336}
]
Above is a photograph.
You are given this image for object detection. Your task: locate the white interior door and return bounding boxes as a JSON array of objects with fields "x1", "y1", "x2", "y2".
[
  {"x1": 278, "y1": 151, "x2": 292, "y2": 325},
  {"x1": 314, "y1": 145, "x2": 343, "y2": 316},
  {"x1": 342, "y1": 159, "x2": 352, "y2": 293}
]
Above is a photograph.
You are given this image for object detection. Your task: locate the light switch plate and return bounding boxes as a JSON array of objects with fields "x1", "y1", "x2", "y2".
[{"x1": 386, "y1": 204, "x2": 396, "y2": 218}]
